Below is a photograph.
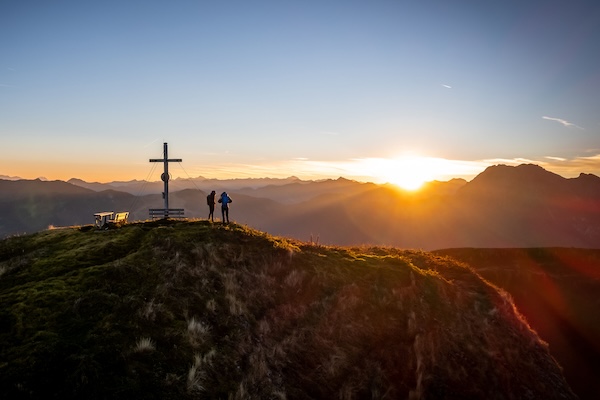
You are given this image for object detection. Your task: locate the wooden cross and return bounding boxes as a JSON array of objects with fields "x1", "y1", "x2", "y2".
[{"x1": 149, "y1": 142, "x2": 182, "y2": 212}]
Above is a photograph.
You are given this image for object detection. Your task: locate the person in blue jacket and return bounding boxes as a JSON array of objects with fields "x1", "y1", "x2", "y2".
[{"x1": 218, "y1": 191, "x2": 232, "y2": 224}]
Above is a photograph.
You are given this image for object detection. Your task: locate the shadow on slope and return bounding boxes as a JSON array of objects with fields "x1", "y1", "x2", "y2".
[{"x1": 435, "y1": 247, "x2": 600, "y2": 400}]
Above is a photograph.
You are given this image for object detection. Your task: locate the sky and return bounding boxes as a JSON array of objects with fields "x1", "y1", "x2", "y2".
[{"x1": 1, "y1": 0, "x2": 599, "y2": 189}]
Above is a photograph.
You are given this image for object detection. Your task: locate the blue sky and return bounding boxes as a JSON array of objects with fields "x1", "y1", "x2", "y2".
[{"x1": 1, "y1": 0, "x2": 599, "y2": 187}]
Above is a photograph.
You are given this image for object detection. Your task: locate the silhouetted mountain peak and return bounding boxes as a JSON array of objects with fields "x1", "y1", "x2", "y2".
[
  {"x1": 481, "y1": 163, "x2": 560, "y2": 182},
  {"x1": 0, "y1": 175, "x2": 22, "y2": 181},
  {"x1": 571, "y1": 172, "x2": 600, "y2": 197},
  {"x1": 575, "y1": 172, "x2": 600, "y2": 182},
  {"x1": 0, "y1": 179, "x2": 94, "y2": 198},
  {"x1": 460, "y1": 163, "x2": 567, "y2": 197},
  {"x1": 420, "y1": 178, "x2": 467, "y2": 195},
  {"x1": 68, "y1": 177, "x2": 105, "y2": 186}
]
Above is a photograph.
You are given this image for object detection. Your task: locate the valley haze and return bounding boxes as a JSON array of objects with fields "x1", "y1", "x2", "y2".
[{"x1": 1, "y1": 163, "x2": 599, "y2": 250}]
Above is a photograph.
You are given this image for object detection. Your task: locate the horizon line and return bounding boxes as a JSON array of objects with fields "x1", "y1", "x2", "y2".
[{"x1": 2, "y1": 154, "x2": 600, "y2": 186}]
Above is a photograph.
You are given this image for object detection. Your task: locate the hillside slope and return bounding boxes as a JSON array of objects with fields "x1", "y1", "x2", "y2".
[
  {"x1": 0, "y1": 221, "x2": 576, "y2": 399},
  {"x1": 435, "y1": 247, "x2": 600, "y2": 399}
]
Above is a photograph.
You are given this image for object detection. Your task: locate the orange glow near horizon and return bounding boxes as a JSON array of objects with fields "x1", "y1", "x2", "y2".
[
  {"x1": 0, "y1": 161, "x2": 152, "y2": 183},
  {"x1": 382, "y1": 156, "x2": 439, "y2": 190},
  {"x1": 2, "y1": 154, "x2": 487, "y2": 185},
  {"x1": 4, "y1": 154, "x2": 597, "y2": 186},
  {"x1": 349, "y1": 155, "x2": 487, "y2": 191}
]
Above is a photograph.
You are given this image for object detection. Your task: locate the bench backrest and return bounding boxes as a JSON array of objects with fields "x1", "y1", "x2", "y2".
[{"x1": 113, "y1": 212, "x2": 129, "y2": 222}]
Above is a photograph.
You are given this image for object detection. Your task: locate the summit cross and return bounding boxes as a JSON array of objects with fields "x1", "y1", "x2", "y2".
[{"x1": 149, "y1": 142, "x2": 182, "y2": 211}]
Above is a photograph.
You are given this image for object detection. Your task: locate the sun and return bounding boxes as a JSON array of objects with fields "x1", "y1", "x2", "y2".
[
  {"x1": 377, "y1": 155, "x2": 443, "y2": 191},
  {"x1": 350, "y1": 154, "x2": 478, "y2": 191},
  {"x1": 388, "y1": 172, "x2": 427, "y2": 191}
]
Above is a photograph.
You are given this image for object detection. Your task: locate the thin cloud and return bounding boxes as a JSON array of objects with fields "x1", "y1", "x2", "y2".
[
  {"x1": 491, "y1": 154, "x2": 600, "y2": 178},
  {"x1": 483, "y1": 157, "x2": 536, "y2": 166},
  {"x1": 143, "y1": 138, "x2": 161, "y2": 148},
  {"x1": 558, "y1": 154, "x2": 600, "y2": 171},
  {"x1": 542, "y1": 116, "x2": 584, "y2": 130},
  {"x1": 441, "y1": 84, "x2": 452, "y2": 89}
]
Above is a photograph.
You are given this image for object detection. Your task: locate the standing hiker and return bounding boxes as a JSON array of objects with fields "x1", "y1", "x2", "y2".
[
  {"x1": 206, "y1": 190, "x2": 216, "y2": 222},
  {"x1": 218, "y1": 191, "x2": 232, "y2": 224}
]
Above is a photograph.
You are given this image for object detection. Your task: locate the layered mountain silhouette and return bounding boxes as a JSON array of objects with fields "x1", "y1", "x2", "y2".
[
  {"x1": 66, "y1": 176, "x2": 304, "y2": 196},
  {"x1": 0, "y1": 220, "x2": 577, "y2": 399},
  {"x1": 1, "y1": 164, "x2": 599, "y2": 250},
  {"x1": 0, "y1": 165, "x2": 600, "y2": 250}
]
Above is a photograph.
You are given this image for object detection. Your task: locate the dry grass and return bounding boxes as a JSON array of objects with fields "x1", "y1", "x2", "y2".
[
  {"x1": 186, "y1": 353, "x2": 204, "y2": 393},
  {"x1": 187, "y1": 317, "x2": 210, "y2": 347},
  {"x1": 133, "y1": 337, "x2": 155, "y2": 353}
]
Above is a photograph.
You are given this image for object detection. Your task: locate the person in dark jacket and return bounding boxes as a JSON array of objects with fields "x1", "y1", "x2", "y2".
[
  {"x1": 206, "y1": 190, "x2": 216, "y2": 222},
  {"x1": 218, "y1": 191, "x2": 232, "y2": 224}
]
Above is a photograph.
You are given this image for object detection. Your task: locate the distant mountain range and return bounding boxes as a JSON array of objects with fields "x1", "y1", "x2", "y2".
[
  {"x1": 1, "y1": 164, "x2": 599, "y2": 249},
  {"x1": 66, "y1": 176, "x2": 305, "y2": 196}
]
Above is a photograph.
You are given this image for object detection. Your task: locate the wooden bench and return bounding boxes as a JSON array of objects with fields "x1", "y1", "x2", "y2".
[
  {"x1": 111, "y1": 212, "x2": 129, "y2": 224},
  {"x1": 94, "y1": 211, "x2": 129, "y2": 229},
  {"x1": 149, "y1": 208, "x2": 185, "y2": 219}
]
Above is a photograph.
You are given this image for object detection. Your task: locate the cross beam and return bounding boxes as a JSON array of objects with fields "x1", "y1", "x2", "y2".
[{"x1": 149, "y1": 142, "x2": 182, "y2": 211}]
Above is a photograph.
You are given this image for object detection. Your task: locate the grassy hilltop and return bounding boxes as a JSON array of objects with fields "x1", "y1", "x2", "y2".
[{"x1": 0, "y1": 220, "x2": 576, "y2": 399}]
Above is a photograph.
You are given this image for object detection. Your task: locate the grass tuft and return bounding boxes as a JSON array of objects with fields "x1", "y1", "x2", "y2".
[
  {"x1": 134, "y1": 337, "x2": 155, "y2": 353},
  {"x1": 186, "y1": 353, "x2": 205, "y2": 393}
]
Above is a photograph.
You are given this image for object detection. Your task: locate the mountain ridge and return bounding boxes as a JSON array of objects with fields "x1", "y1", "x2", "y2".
[
  {"x1": 0, "y1": 220, "x2": 578, "y2": 399},
  {"x1": 458, "y1": 163, "x2": 596, "y2": 198},
  {"x1": 66, "y1": 176, "x2": 307, "y2": 195}
]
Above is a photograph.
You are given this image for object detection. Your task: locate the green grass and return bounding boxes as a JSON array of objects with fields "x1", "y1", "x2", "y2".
[{"x1": 0, "y1": 219, "x2": 576, "y2": 399}]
